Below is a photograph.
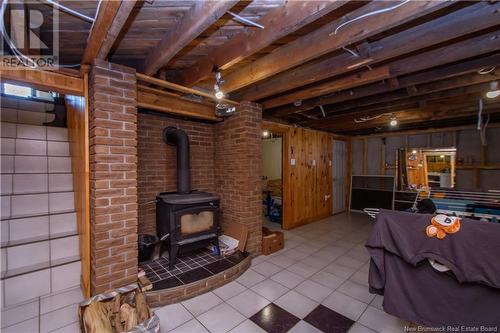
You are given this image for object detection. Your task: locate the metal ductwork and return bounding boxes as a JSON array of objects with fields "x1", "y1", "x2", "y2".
[{"x1": 163, "y1": 126, "x2": 191, "y2": 194}]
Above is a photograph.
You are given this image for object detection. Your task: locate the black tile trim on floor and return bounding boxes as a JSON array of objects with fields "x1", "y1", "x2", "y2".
[
  {"x1": 250, "y1": 303, "x2": 300, "y2": 333},
  {"x1": 304, "y1": 304, "x2": 355, "y2": 333}
]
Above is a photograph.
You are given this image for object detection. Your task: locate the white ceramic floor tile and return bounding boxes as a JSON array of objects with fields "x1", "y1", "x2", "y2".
[
  {"x1": 322, "y1": 291, "x2": 368, "y2": 321},
  {"x1": 282, "y1": 249, "x2": 309, "y2": 261},
  {"x1": 49, "y1": 192, "x2": 75, "y2": 213},
  {"x1": 251, "y1": 261, "x2": 283, "y2": 277},
  {"x1": 15, "y1": 139, "x2": 47, "y2": 156},
  {"x1": 287, "y1": 261, "x2": 319, "y2": 278},
  {"x1": 324, "y1": 262, "x2": 357, "y2": 279},
  {"x1": 226, "y1": 289, "x2": 270, "y2": 317},
  {"x1": 348, "y1": 322, "x2": 377, "y2": 333},
  {"x1": 213, "y1": 281, "x2": 246, "y2": 301},
  {"x1": 16, "y1": 124, "x2": 46, "y2": 140},
  {"x1": 294, "y1": 279, "x2": 333, "y2": 303},
  {"x1": 288, "y1": 320, "x2": 323, "y2": 333},
  {"x1": 338, "y1": 280, "x2": 375, "y2": 304},
  {"x1": 0, "y1": 298, "x2": 39, "y2": 328},
  {"x1": 47, "y1": 141, "x2": 70, "y2": 156},
  {"x1": 197, "y1": 303, "x2": 245, "y2": 333},
  {"x1": 335, "y1": 255, "x2": 366, "y2": 270},
  {"x1": 4, "y1": 269, "x2": 51, "y2": 306},
  {"x1": 236, "y1": 269, "x2": 266, "y2": 287},
  {"x1": 229, "y1": 319, "x2": 266, "y2": 333},
  {"x1": 357, "y1": 306, "x2": 405, "y2": 333},
  {"x1": 40, "y1": 303, "x2": 79, "y2": 333},
  {"x1": 309, "y1": 270, "x2": 346, "y2": 290},
  {"x1": 270, "y1": 269, "x2": 305, "y2": 289},
  {"x1": 349, "y1": 270, "x2": 370, "y2": 287},
  {"x1": 250, "y1": 278, "x2": 289, "y2": 302},
  {"x1": 266, "y1": 254, "x2": 297, "y2": 268},
  {"x1": 169, "y1": 319, "x2": 209, "y2": 333},
  {"x1": 14, "y1": 156, "x2": 47, "y2": 173},
  {"x1": 11, "y1": 193, "x2": 49, "y2": 217},
  {"x1": 49, "y1": 174, "x2": 73, "y2": 192},
  {"x1": 13, "y1": 173, "x2": 48, "y2": 194},
  {"x1": 274, "y1": 290, "x2": 318, "y2": 319},
  {"x1": 182, "y1": 292, "x2": 223, "y2": 317},
  {"x1": 155, "y1": 303, "x2": 193, "y2": 333},
  {"x1": 370, "y1": 295, "x2": 384, "y2": 311}
]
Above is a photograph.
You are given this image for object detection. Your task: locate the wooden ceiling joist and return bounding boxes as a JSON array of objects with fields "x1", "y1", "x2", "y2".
[
  {"x1": 235, "y1": 1, "x2": 500, "y2": 102},
  {"x1": 271, "y1": 54, "x2": 500, "y2": 117},
  {"x1": 0, "y1": 68, "x2": 84, "y2": 96},
  {"x1": 81, "y1": 0, "x2": 137, "y2": 65},
  {"x1": 141, "y1": 0, "x2": 239, "y2": 76},
  {"x1": 175, "y1": 0, "x2": 348, "y2": 87},
  {"x1": 137, "y1": 85, "x2": 221, "y2": 122},
  {"x1": 268, "y1": 31, "x2": 500, "y2": 117},
  {"x1": 220, "y1": 0, "x2": 451, "y2": 93}
]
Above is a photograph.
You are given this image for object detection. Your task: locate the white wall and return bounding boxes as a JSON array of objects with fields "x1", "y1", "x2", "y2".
[{"x1": 262, "y1": 137, "x2": 282, "y2": 181}]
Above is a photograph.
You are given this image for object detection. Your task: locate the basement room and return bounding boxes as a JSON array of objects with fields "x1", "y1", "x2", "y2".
[{"x1": 0, "y1": 1, "x2": 499, "y2": 332}]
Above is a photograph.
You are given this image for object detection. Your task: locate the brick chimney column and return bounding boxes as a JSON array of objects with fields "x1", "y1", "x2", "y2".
[
  {"x1": 215, "y1": 101, "x2": 263, "y2": 254},
  {"x1": 88, "y1": 60, "x2": 138, "y2": 294}
]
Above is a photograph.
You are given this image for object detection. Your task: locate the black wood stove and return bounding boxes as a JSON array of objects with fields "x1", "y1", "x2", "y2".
[{"x1": 156, "y1": 127, "x2": 220, "y2": 269}]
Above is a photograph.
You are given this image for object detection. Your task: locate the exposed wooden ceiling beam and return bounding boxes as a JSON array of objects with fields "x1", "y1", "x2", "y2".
[
  {"x1": 0, "y1": 68, "x2": 84, "y2": 95},
  {"x1": 263, "y1": 66, "x2": 392, "y2": 109},
  {"x1": 219, "y1": 1, "x2": 451, "y2": 93},
  {"x1": 137, "y1": 86, "x2": 221, "y2": 122},
  {"x1": 268, "y1": 31, "x2": 500, "y2": 116},
  {"x1": 234, "y1": 1, "x2": 499, "y2": 102},
  {"x1": 270, "y1": 54, "x2": 500, "y2": 116},
  {"x1": 81, "y1": 0, "x2": 137, "y2": 65},
  {"x1": 175, "y1": 1, "x2": 348, "y2": 87},
  {"x1": 141, "y1": 0, "x2": 238, "y2": 76},
  {"x1": 295, "y1": 71, "x2": 500, "y2": 121}
]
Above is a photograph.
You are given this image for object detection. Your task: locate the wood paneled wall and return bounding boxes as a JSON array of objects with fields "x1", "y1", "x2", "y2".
[
  {"x1": 64, "y1": 75, "x2": 90, "y2": 297},
  {"x1": 263, "y1": 122, "x2": 348, "y2": 229}
]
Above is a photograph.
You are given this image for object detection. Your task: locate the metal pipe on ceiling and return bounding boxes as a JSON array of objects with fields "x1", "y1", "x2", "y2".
[{"x1": 39, "y1": 0, "x2": 95, "y2": 23}]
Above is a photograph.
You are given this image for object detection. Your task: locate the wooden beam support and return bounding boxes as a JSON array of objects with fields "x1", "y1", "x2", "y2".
[
  {"x1": 0, "y1": 68, "x2": 84, "y2": 95},
  {"x1": 142, "y1": 0, "x2": 238, "y2": 76},
  {"x1": 262, "y1": 66, "x2": 391, "y2": 109},
  {"x1": 221, "y1": 1, "x2": 451, "y2": 93},
  {"x1": 235, "y1": 2, "x2": 499, "y2": 102},
  {"x1": 176, "y1": 1, "x2": 348, "y2": 87},
  {"x1": 81, "y1": 0, "x2": 137, "y2": 65},
  {"x1": 137, "y1": 86, "x2": 221, "y2": 122},
  {"x1": 269, "y1": 32, "x2": 500, "y2": 117}
]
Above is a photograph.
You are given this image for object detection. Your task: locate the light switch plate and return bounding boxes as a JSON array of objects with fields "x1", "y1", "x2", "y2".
[{"x1": 290, "y1": 158, "x2": 296, "y2": 166}]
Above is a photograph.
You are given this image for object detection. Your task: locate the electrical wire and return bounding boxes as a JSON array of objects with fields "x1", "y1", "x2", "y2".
[
  {"x1": 40, "y1": 0, "x2": 95, "y2": 23},
  {"x1": 477, "y1": 98, "x2": 483, "y2": 130},
  {"x1": 330, "y1": 0, "x2": 411, "y2": 36},
  {"x1": 478, "y1": 67, "x2": 496, "y2": 75},
  {"x1": 354, "y1": 112, "x2": 393, "y2": 123},
  {"x1": 228, "y1": 11, "x2": 264, "y2": 29}
]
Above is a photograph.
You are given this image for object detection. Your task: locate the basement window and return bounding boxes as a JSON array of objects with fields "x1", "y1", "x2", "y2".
[{"x1": 2, "y1": 83, "x2": 56, "y2": 101}]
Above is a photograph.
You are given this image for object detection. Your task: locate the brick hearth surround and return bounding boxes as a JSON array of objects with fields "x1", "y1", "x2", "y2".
[
  {"x1": 215, "y1": 101, "x2": 263, "y2": 255},
  {"x1": 89, "y1": 60, "x2": 138, "y2": 294}
]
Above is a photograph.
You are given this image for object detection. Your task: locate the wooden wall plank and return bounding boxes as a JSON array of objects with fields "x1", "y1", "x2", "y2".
[{"x1": 0, "y1": 68, "x2": 84, "y2": 95}]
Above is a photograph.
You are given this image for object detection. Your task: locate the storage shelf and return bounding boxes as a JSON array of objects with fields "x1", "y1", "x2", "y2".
[{"x1": 456, "y1": 165, "x2": 500, "y2": 170}]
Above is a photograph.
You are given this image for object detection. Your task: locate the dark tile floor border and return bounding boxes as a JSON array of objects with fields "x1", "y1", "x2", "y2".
[{"x1": 145, "y1": 254, "x2": 251, "y2": 307}]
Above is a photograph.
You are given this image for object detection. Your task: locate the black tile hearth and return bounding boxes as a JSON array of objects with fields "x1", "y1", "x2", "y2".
[
  {"x1": 304, "y1": 305, "x2": 355, "y2": 333},
  {"x1": 250, "y1": 303, "x2": 300, "y2": 333},
  {"x1": 141, "y1": 249, "x2": 248, "y2": 289}
]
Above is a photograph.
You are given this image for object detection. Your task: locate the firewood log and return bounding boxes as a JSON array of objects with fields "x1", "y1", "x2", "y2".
[
  {"x1": 120, "y1": 303, "x2": 138, "y2": 331},
  {"x1": 110, "y1": 295, "x2": 124, "y2": 333},
  {"x1": 135, "y1": 290, "x2": 150, "y2": 322},
  {"x1": 83, "y1": 301, "x2": 113, "y2": 333}
]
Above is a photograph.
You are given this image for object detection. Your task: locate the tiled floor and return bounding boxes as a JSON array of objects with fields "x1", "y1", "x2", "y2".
[{"x1": 154, "y1": 212, "x2": 409, "y2": 333}]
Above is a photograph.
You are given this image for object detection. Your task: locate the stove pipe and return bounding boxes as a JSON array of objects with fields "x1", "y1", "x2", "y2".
[{"x1": 163, "y1": 126, "x2": 190, "y2": 194}]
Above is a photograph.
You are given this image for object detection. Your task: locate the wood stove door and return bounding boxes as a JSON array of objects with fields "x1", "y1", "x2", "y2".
[{"x1": 173, "y1": 206, "x2": 220, "y2": 241}]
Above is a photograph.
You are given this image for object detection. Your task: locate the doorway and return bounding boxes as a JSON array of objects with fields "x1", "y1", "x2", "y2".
[
  {"x1": 262, "y1": 130, "x2": 283, "y2": 230},
  {"x1": 333, "y1": 140, "x2": 347, "y2": 214}
]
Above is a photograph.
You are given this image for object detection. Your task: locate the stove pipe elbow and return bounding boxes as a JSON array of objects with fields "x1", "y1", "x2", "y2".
[{"x1": 163, "y1": 126, "x2": 191, "y2": 194}]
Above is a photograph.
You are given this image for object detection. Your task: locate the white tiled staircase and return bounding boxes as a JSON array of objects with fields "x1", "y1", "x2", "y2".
[{"x1": 1, "y1": 96, "x2": 82, "y2": 332}]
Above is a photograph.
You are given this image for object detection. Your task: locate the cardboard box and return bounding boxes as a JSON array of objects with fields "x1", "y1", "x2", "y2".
[
  {"x1": 224, "y1": 222, "x2": 249, "y2": 252},
  {"x1": 262, "y1": 227, "x2": 284, "y2": 255}
]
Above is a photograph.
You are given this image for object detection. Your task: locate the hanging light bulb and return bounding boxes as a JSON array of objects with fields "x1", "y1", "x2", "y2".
[
  {"x1": 389, "y1": 114, "x2": 398, "y2": 127},
  {"x1": 486, "y1": 81, "x2": 500, "y2": 99}
]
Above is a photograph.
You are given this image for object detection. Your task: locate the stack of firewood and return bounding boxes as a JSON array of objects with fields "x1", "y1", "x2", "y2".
[{"x1": 81, "y1": 289, "x2": 150, "y2": 333}]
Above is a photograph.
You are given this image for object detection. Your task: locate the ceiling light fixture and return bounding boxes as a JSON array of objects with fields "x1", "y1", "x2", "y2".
[
  {"x1": 389, "y1": 115, "x2": 398, "y2": 127},
  {"x1": 262, "y1": 130, "x2": 270, "y2": 138},
  {"x1": 486, "y1": 81, "x2": 500, "y2": 99}
]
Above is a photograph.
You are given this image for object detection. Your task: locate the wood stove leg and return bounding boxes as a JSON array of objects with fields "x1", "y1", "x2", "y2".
[{"x1": 169, "y1": 244, "x2": 179, "y2": 270}]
